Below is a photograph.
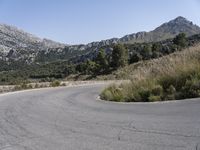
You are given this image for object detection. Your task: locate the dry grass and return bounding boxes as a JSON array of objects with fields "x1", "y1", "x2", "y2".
[
  {"x1": 101, "y1": 44, "x2": 200, "y2": 102},
  {"x1": 98, "y1": 44, "x2": 200, "y2": 80}
]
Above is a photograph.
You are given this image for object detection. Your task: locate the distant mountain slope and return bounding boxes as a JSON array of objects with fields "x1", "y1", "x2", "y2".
[
  {"x1": 119, "y1": 16, "x2": 200, "y2": 43},
  {"x1": 0, "y1": 16, "x2": 200, "y2": 63},
  {"x1": 0, "y1": 24, "x2": 65, "y2": 49},
  {"x1": 0, "y1": 24, "x2": 65, "y2": 62}
]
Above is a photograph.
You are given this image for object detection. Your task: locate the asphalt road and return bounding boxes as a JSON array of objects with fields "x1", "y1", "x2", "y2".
[{"x1": 0, "y1": 84, "x2": 200, "y2": 150}]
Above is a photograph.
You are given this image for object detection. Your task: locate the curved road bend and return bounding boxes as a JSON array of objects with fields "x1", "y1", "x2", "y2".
[{"x1": 0, "y1": 84, "x2": 200, "y2": 150}]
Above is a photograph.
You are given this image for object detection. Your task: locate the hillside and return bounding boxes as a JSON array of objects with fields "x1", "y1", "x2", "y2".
[
  {"x1": 0, "y1": 32, "x2": 200, "y2": 85},
  {"x1": 98, "y1": 43, "x2": 200, "y2": 80},
  {"x1": 0, "y1": 16, "x2": 200, "y2": 64},
  {"x1": 100, "y1": 44, "x2": 200, "y2": 102}
]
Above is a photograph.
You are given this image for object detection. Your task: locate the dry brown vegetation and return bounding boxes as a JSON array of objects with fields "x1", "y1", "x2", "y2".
[
  {"x1": 98, "y1": 44, "x2": 200, "y2": 80},
  {"x1": 100, "y1": 44, "x2": 200, "y2": 102}
]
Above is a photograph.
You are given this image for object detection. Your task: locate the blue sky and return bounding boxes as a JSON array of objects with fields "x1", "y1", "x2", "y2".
[{"x1": 0, "y1": 0, "x2": 199, "y2": 44}]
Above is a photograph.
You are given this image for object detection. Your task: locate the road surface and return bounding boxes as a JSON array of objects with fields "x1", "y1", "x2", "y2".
[{"x1": 0, "y1": 84, "x2": 200, "y2": 150}]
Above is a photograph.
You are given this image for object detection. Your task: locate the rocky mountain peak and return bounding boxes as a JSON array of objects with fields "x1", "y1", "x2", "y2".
[
  {"x1": 172, "y1": 16, "x2": 188, "y2": 22},
  {"x1": 154, "y1": 16, "x2": 200, "y2": 35}
]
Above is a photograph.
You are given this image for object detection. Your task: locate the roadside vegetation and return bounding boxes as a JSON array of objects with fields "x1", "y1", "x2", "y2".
[
  {"x1": 1, "y1": 33, "x2": 200, "y2": 85},
  {"x1": 100, "y1": 43, "x2": 200, "y2": 102}
]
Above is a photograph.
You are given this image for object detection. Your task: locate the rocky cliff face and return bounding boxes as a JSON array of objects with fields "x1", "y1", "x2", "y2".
[
  {"x1": 0, "y1": 16, "x2": 200, "y2": 63},
  {"x1": 0, "y1": 24, "x2": 65, "y2": 62}
]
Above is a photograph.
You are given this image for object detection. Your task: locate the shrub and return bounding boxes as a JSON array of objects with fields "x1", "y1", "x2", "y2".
[
  {"x1": 167, "y1": 85, "x2": 176, "y2": 94},
  {"x1": 34, "y1": 83, "x2": 39, "y2": 88},
  {"x1": 50, "y1": 80, "x2": 61, "y2": 87},
  {"x1": 151, "y1": 85, "x2": 163, "y2": 96},
  {"x1": 27, "y1": 84, "x2": 33, "y2": 89},
  {"x1": 61, "y1": 83, "x2": 66, "y2": 86},
  {"x1": 181, "y1": 78, "x2": 200, "y2": 98},
  {"x1": 138, "y1": 88, "x2": 151, "y2": 102},
  {"x1": 100, "y1": 84, "x2": 124, "y2": 102},
  {"x1": 14, "y1": 85, "x2": 22, "y2": 91},
  {"x1": 165, "y1": 94, "x2": 176, "y2": 100},
  {"x1": 20, "y1": 83, "x2": 28, "y2": 89},
  {"x1": 148, "y1": 95, "x2": 162, "y2": 102},
  {"x1": 100, "y1": 89, "x2": 113, "y2": 101}
]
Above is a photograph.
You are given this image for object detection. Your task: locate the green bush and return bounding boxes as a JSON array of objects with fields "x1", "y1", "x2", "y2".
[
  {"x1": 181, "y1": 78, "x2": 200, "y2": 98},
  {"x1": 50, "y1": 80, "x2": 61, "y2": 87},
  {"x1": 138, "y1": 88, "x2": 151, "y2": 102},
  {"x1": 167, "y1": 85, "x2": 176, "y2": 94},
  {"x1": 173, "y1": 33, "x2": 187, "y2": 48},
  {"x1": 100, "y1": 85, "x2": 124, "y2": 102},
  {"x1": 14, "y1": 85, "x2": 22, "y2": 91},
  {"x1": 148, "y1": 95, "x2": 162, "y2": 102},
  {"x1": 100, "y1": 89, "x2": 113, "y2": 101},
  {"x1": 20, "y1": 83, "x2": 28, "y2": 89},
  {"x1": 151, "y1": 85, "x2": 163, "y2": 96}
]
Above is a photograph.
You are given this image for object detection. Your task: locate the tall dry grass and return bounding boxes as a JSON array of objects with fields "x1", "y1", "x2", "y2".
[
  {"x1": 124, "y1": 44, "x2": 200, "y2": 80},
  {"x1": 100, "y1": 44, "x2": 200, "y2": 102}
]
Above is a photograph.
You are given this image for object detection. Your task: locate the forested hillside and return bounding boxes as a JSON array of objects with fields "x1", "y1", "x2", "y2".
[{"x1": 1, "y1": 33, "x2": 200, "y2": 85}]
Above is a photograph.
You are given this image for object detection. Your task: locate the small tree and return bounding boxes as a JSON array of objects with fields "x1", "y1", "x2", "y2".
[
  {"x1": 129, "y1": 51, "x2": 142, "y2": 64},
  {"x1": 173, "y1": 33, "x2": 187, "y2": 48},
  {"x1": 141, "y1": 44, "x2": 152, "y2": 60},
  {"x1": 95, "y1": 49, "x2": 108, "y2": 73},
  {"x1": 85, "y1": 60, "x2": 97, "y2": 74},
  {"x1": 50, "y1": 80, "x2": 61, "y2": 87},
  {"x1": 152, "y1": 43, "x2": 162, "y2": 58},
  {"x1": 75, "y1": 61, "x2": 97, "y2": 75},
  {"x1": 152, "y1": 43, "x2": 162, "y2": 52},
  {"x1": 111, "y1": 44, "x2": 128, "y2": 69}
]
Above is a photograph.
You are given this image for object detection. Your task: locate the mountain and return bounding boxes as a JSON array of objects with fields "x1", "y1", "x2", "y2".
[
  {"x1": 0, "y1": 16, "x2": 200, "y2": 63},
  {"x1": 119, "y1": 16, "x2": 200, "y2": 43},
  {"x1": 81, "y1": 16, "x2": 200, "y2": 46},
  {"x1": 0, "y1": 24, "x2": 66, "y2": 62}
]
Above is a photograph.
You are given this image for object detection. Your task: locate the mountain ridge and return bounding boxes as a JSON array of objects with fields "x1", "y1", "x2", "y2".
[{"x1": 0, "y1": 16, "x2": 200, "y2": 63}]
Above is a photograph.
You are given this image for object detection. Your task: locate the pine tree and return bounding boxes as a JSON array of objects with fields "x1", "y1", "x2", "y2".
[
  {"x1": 173, "y1": 33, "x2": 187, "y2": 47},
  {"x1": 95, "y1": 49, "x2": 108, "y2": 73},
  {"x1": 111, "y1": 44, "x2": 128, "y2": 69}
]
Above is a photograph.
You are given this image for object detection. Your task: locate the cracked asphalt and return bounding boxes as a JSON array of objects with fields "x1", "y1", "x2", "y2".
[{"x1": 0, "y1": 84, "x2": 200, "y2": 150}]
